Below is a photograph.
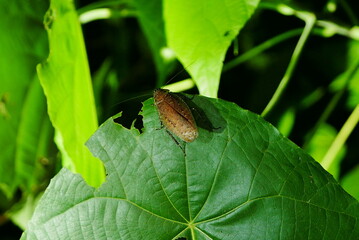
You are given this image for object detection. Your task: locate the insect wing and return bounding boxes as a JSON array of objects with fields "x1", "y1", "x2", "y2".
[{"x1": 153, "y1": 89, "x2": 198, "y2": 142}]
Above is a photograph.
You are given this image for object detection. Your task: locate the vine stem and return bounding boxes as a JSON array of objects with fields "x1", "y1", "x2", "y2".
[
  {"x1": 321, "y1": 104, "x2": 359, "y2": 170},
  {"x1": 303, "y1": 59, "x2": 359, "y2": 149},
  {"x1": 223, "y1": 28, "x2": 303, "y2": 72},
  {"x1": 79, "y1": 8, "x2": 112, "y2": 24},
  {"x1": 261, "y1": 14, "x2": 316, "y2": 117}
]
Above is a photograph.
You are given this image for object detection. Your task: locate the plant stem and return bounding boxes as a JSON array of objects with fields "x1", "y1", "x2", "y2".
[
  {"x1": 321, "y1": 104, "x2": 359, "y2": 170},
  {"x1": 316, "y1": 20, "x2": 359, "y2": 40},
  {"x1": 303, "y1": 59, "x2": 359, "y2": 149},
  {"x1": 260, "y1": 2, "x2": 359, "y2": 40},
  {"x1": 261, "y1": 14, "x2": 316, "y2": 117},
  {"x1": 163, "y1": 79, "x2": 195, "y2": 93},
  {"x1": 79, "y1": 8, "x2": 112, "y2": 24},
  {"x1": 77, "y1": 0, "x2": 129, "y2": 14},
  {"x1": 223, "y1": 28, "x2": 303, "y2": 72}
]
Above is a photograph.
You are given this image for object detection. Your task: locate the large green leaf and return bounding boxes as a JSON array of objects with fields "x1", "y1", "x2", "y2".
[
  {"x1": 37, "y1": 0, "x2": 105, "y2": 187},
  {"x1": 22, "y1": 95, "x2": 359, "y2": 239},
  {"x1": 164, "y1": 0, "x2": 260, "y2": 97},
  {"x1": 0, "y1": 0, "x2": 51, "y2": 198}
]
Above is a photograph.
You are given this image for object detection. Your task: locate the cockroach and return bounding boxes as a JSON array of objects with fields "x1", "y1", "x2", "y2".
[{"x1": 153, "y1": 88, "x2": 198, "y2": 143}]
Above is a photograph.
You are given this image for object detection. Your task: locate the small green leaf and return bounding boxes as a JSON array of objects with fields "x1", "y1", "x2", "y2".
[
  {"x1": 330, "y1": 40, "x2": 359, "y2": 110},
  {"x1": 164, "y1": 0, "x2": 260, "y2": 97},
  {"x1": 37, "y1": 0, "x2": 105, "y2": 187},
  {"x1": 23, "y1": 95, "x2": 359, "y2": 239},
  {"x1": 306, "y1": 124, "x2": 346, "y2": 179},
  {"x1": 342, "y1": 165, "x2": 359, "y2": 201},
  {"x1": 276, "y1": 107, "x2": 296, "y2": 137}
]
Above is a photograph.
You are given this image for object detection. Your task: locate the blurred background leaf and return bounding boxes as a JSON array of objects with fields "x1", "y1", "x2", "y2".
[
  {"x1": 306, "y1": 123, "x2": 346, "y2": 179},
  {"x1": 342, "y1": 165, "x2": 359, "y2": 200},
  {"x1": 0, "y1": 0, "x2": 50, "y2": 200},
  {"x1": 0, "y1": 0, "x2": 57, "y2": 235}
]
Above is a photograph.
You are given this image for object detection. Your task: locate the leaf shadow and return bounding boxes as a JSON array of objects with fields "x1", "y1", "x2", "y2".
[{"x1": 177, "y1": 93, "x2": 226, "y2": 143}]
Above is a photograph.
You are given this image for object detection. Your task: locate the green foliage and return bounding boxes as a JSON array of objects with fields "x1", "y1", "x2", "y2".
[
  {"x1": 276, "y1": 107, "x2": 295, "y2": 137},
  {"x1": 37, "y1": 0, "x2": 105, "y2": 187},
  {"x1": 306, "y1": 124, "x2": 346, "y2": 179},
  {"x1": 0, "y1": 1, "x2": 51, "y2": 200},
  {"x1": 164, "y1": 0, "x2": 260, "y2": 97},
  {"x1": 1, "y1": 0, "x2": 359, "y2": 238},
  {"x1": 342, "y1": 165, "x2": 359, "y2": 201},
  {"x1": 22, "y1": 96, "x2": 359, "y2": 239},
  {"x1": 331, "y1": 40, "x2": 359, "y2": 109}
]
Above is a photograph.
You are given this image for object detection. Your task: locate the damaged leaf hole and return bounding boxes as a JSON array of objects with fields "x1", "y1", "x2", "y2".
[
  {"x1": 113, "y1": 89, "x2": 199, "y2": 144},
  {"x1": 114, "y1": 89, "x2": 223, "y2": 153},
  {"x1": 111, "y1": 64, "x2": 194, "y2": 133},
  {"x1": 113, "y1": 98, "x2": 145, "y2": 132}
]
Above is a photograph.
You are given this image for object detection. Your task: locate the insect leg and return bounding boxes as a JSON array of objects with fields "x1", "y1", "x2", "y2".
[{"x1": 165, "y1": 129, "x2": 186, "y2": 156}]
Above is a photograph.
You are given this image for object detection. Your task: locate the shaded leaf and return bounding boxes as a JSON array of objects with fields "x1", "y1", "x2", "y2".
[{"x1": 23, "y1": 95, "x2": 359, "y2": 239}]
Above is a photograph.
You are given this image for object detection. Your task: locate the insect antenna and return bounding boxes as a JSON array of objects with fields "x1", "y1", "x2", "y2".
[
  {"x1": 160, "y1": 60, "x2": 197, "y2": 93},
  {"x1": 108, "y1": 60, "x2": 197, "y2": 130},
  {"x1": 110, "y1": 90, "x2": 152, "y2": 130}
]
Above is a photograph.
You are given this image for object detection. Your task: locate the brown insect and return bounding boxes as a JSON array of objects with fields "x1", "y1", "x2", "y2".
[{"x1": 153, "y1": 89, "x2": 198, "y2": 143}]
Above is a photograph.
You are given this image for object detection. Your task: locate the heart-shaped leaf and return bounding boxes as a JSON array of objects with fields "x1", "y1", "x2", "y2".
[{"x1": 22, "y1": 95, "x2": 359, "y2": 239}]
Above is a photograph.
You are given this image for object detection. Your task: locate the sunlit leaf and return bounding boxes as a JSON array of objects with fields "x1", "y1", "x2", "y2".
[
  {"x1": 164, "y1": 0, "x2": 260, "y2": 97},
  {"x1": 37, "y1": 0, "x2": 105, "y2": 187}
]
